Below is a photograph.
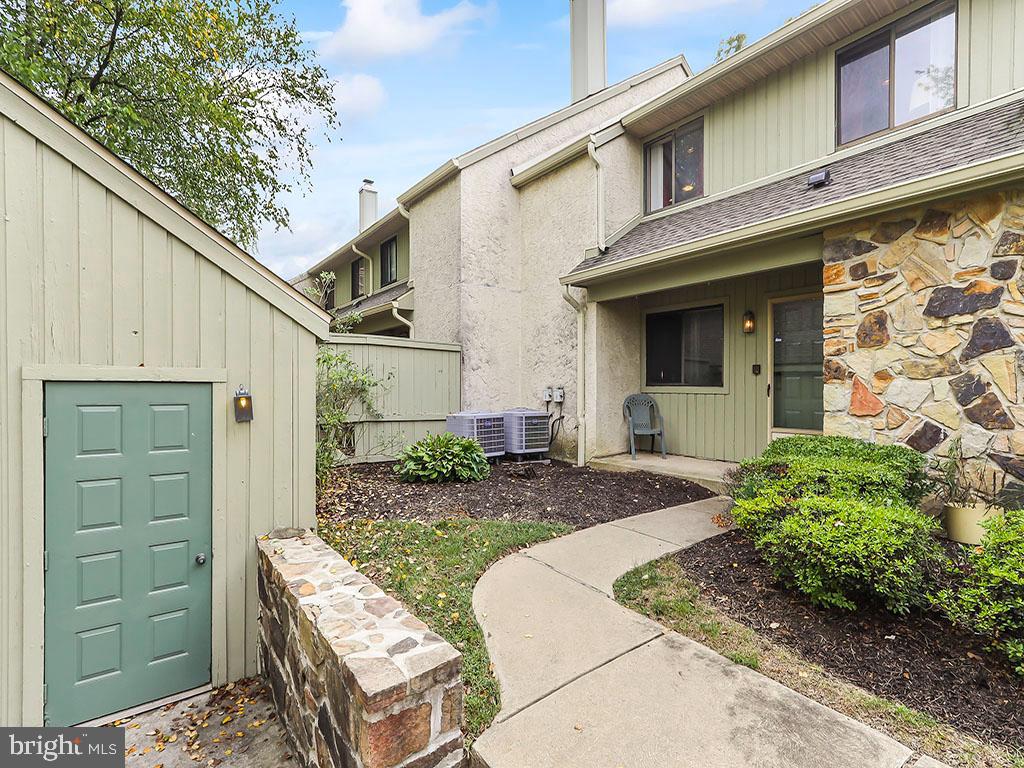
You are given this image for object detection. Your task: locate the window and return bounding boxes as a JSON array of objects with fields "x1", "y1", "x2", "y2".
[
  {"x1": 837, "y1": 2, "x2": 956, "y2": 145},
  {"x1": 324, "y1": 281, "x2": 336, "y2": 311},
  {"x1": 644, "y1": 118, "x2": 704, "y2": 213},
  {"x1": 350, "y1": 259, "x2": 364, "y2": 301},
  {"x1": 380, "y1": 237, "x2": 398, "y2": 287},
  {"x1": 645, "y1": 304, "x2": 725, "y2": 388}
]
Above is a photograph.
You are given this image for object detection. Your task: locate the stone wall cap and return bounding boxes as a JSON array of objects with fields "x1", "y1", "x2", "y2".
[{"x1": 257, "y1": 532, "x2": 462, "y2": 712}]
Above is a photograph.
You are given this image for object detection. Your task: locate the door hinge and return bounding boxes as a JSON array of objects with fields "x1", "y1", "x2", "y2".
[
  {"x1": 43, "y1": 551, "x2": 49, "y2": 572},
  {"x1": 42, "y1": 416, "x2": 48, "y2": 438}
]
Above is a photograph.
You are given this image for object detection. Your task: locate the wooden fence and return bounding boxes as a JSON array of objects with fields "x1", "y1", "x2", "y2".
[{"x1": 321, "y1": 334, "x2": 462, "y2": 461}]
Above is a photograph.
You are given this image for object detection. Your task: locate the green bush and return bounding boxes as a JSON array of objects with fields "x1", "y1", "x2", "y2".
[
  {"x1": 394, "y1": 432, "x2": 491, "y2": 483},
  {"x1": 730, "y1": 435, "x2": 945, "y2": 614},
  {"x1": 741, "y1": 495, "x2": 944, "y2": 614},
  {"x1": 758, "y1": 435, "x2": 932, "y2": 504},
  {"x1": 939, "y1": 510, "x2": 1024, "y2": 675}
]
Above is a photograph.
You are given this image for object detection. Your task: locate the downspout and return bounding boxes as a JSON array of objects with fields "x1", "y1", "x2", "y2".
[
  {"x1": 352, "y1": 244, "x2": 373, "y2": 297},
  {"x1": 587, "y1": 138, "x2": 606, "y2": 252},
  {"x1": 392, "y1": 306, "x2": 414, "y2": 338},
  {"x1": 563, "y1": 284, "x2": 587, "y2": 467}
]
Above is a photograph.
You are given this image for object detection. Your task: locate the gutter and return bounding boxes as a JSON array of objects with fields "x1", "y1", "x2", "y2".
[
  {"x1": 561, "y1": 147, "x2": 1024, "y2": 286},
  {"x1": 562, "y1": 285, "x2": 587, "y2": 467},
  {"x1": 352, "y1": 244, "x2": 374, "y2": 298},
  {"x1": 587, "y1": 138, "x2": 607, "y2": 253},
  {"x1": 391, "y1": 307, "x2": 414, "y2": 337}
]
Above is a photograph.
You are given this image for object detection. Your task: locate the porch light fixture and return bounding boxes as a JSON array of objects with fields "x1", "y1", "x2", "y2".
[
  {"x1": 234, "y1": 385, "x2": 254, "y2": 423},
  {"x1": 742, "y1": 311, "x2": 756, "y2": 334}
]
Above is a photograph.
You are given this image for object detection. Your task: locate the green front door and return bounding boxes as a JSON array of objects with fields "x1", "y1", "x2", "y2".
[{"x1": 44, "y1": 382, "x2": 213, "y2": 725}]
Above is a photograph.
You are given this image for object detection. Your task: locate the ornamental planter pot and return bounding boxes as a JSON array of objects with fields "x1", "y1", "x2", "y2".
[{"x1": 944, "y1": 503, "x2": 1003, "y2": 545}]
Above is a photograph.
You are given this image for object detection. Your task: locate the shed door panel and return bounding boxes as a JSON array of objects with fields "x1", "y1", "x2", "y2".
[{"x1": 44, "y1": 382, "x2": 212, "y2": 725}]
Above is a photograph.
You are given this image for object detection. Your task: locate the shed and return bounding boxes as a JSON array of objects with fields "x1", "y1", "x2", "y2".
[{"x1": 0, "y1": 72, "x2": 331, "y2": 726}]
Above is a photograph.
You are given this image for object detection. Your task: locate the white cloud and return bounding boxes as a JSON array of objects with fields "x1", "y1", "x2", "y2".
[
  {"x1": 319, "y1": 0, "x2": 491, "y2": 60},
  {"x1": 334, "y1": 74, "x2": 387, "y2": 120},
  {"x1": 608, "y1": 0, "x2": 747, "y2": 27}
]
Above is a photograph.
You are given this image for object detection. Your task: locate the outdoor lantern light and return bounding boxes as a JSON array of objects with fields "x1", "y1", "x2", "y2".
[
  {"x1": 234, "y1": 386, "x2": 254, "y2": 423},
  {"x1": 742, "y1": 310, "x2": 756, "y2": 334}
]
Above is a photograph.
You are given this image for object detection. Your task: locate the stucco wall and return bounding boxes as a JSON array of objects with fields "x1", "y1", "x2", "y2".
[
  {"x1": 409, "y1": 175, "x2": 462, "y2": 344},
  {"x1": 518, "y1": 155, "x2": 596, "y2": 458},
  {"x1": 586, "y1": 297, "x2": 643, "y2": 458},
  {"x1": 407, "y1": 64, "x2": 687, "y2": 457}
]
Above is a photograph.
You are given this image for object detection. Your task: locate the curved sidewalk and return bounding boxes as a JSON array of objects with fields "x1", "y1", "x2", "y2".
[{"x1": 470, "y1": 497, "x2": 940, "y2": 768}]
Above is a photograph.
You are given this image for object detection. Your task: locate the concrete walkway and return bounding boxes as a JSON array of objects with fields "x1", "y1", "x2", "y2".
[{"x1": 470, "y1": 497, "x2": 940, "y2": 768}]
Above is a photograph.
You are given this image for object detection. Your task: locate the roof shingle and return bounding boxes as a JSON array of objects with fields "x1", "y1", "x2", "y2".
[{"x1": 571, "y1": 98, "x2": 1024, "y2": 276}]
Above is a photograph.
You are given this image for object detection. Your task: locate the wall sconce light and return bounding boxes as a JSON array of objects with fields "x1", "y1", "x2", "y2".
[
  {"x1": 234, "y1": 385, "x2": 254, "y2": 423},
  {"x1": 742, "y1": 310, "x2": 756, "y2": 334}
]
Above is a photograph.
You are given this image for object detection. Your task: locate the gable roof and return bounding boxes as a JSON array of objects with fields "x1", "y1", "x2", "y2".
[
  {"x1": 621, "y1": 0, "x2": 916, "y2": 139},
  {"x1": 396, "y1": 53, "x2": 692, "y2": 207},
  {"x1": 0, "y1": 70, "x2": 331, "y2": 337},
  {"x1": 292, "y1": 207, "x2": 408, "y2": 285},
  {"x1": 567, "y1": 96, "x2": 1024, "y2": 283}
]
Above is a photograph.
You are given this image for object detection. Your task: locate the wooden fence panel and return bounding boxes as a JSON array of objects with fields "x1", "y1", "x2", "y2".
[{"x1": 321, "y1": 334, "x2": 462, "y2": 461}]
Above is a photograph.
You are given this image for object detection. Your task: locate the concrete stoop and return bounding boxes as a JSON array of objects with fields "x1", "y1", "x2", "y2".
[{"x1": 469, "y1": 497, "x2": 950, "y2": 768}]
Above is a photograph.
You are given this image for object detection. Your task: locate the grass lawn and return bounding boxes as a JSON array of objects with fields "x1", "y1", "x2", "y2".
[
  {"x1": 318, "y1": 516, "x2": 570, "y2": 741},
  {"x1": 615, "y1": 559, "x2": 1024, "y2": 768}
]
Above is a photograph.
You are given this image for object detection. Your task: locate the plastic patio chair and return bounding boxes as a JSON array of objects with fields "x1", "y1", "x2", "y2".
[{"x1": 623, "y1": 394, "x2": 667, "y2": 460}]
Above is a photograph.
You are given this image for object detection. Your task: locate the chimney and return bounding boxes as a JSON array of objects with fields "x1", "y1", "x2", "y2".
[
  {"x1": 570, "y1": 0, "x2": 606, "y2": 103},
  {"x1": 358, "y1": 179, "x2": 378, "y2": 232}
]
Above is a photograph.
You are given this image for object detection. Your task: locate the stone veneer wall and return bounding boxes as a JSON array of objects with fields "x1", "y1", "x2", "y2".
[
  {"x1": 257, "y1": 530, "x2": 464, "y2": 768},
  {"x1": 822, "y1": 188, "x2": 1024, "y2": 488}
]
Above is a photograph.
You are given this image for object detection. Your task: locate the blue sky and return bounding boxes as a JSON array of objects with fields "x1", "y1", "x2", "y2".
[{"x1": 258, "y1": 0, "x2": 814, "y2": 279}]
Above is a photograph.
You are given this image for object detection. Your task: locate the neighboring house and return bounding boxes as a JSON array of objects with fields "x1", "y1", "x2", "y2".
[
  {"x1": 292, "y1": 0, "x2": 691, "y2": 459},
  {"x1": 0, "y1": 71, "x2": 330, "y2": 727},
  {"x1": 300, "y1": 0, "x2": 1024, "y2": 488}
]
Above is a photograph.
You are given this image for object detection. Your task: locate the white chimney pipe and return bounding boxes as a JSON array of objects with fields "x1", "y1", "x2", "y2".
[
  {"x1": 570, "y1": 0, "x2": 606, "y2": 103},
  {"x1": 358, "y1": 179, "x2": 378, "y2": 232}
]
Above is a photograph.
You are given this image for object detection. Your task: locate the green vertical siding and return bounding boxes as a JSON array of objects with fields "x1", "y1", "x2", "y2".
[
  {"x1": 696, "y1": 0, "x2": 1024, "y2": 198},
  {"x1": 321, "y1": 334, "x2": 461, "y2": 460},
  {"x1": 639, "y1": 262, "x2": 822, "y2": 463}
]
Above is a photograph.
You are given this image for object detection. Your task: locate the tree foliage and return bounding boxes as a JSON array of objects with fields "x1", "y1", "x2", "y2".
[
  {"x1": 715, "y1": 33, "x2": 748, "y2": 63},
  {"x1": 0, "y1": 0, "x2": 339, "y2": 247}
]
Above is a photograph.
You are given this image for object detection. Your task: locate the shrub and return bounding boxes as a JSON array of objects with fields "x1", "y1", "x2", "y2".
[
  {"x1": 394, "y1": 432, "x2": 491, "y2": 483},
  {"x1": 939, "y1": 510, "x2": 1024, "y2": 675},
  {"x1": 759, "y1": 435, "x2": 931, "y2": 504},
  {"x1": 744, "y1": 495, "x2": 944, "y2": 614},
  {"x1": 315, "y1": 346, "x2": 382, "y2": 487}
]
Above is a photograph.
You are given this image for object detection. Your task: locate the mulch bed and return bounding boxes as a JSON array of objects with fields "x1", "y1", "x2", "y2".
[
  {"x1": 676, "y1": 530, "x2": 1024, "y2": 749},
  {"x1": 317, "y1": 460, "x2": 714, "y2": 529}
]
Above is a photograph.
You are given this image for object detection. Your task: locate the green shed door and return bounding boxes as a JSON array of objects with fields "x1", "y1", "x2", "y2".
[{"x1": 44, "y1": 382, "x2": 213, "y2": 725}]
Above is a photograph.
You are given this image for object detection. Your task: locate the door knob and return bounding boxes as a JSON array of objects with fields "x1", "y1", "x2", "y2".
[{"x1": 195, "y1": 553, "x2": 207, "y2": 566}]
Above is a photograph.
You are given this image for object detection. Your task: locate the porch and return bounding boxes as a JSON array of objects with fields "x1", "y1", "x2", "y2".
[
  {"x1": 582, "y1": 241, "x2": 826, "y2": 466},
  {"x1": 589, "y1": 452, "x2": 737, "y2": 494}
]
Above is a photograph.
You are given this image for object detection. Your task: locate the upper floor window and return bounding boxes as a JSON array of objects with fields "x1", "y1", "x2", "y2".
[
  {"x1": 837, "y1": 1, "x2": 956, "y2": 146},
  {"x1": 350, "y1": 259, "x2": 364, "y2": 301},
  {"x1": 644, "y1": 117, "x2": 704, "y2": 213},
  {"x1": 380, "y1": 237, "x2": 398, "y2": 287}
]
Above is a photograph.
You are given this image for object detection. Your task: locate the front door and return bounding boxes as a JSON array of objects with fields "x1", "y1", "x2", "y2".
[
  {"x1": 771, "y1": 296, "x2": 825, "y2": 435},
  {"x1": 44, "y1": 382, "x2": 212, "y2": 725}
]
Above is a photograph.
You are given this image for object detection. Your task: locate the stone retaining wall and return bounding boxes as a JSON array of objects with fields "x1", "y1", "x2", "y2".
[
  {"x1": 257, "y1": 529, "x2": 464, "y2": 768},
  {"x1": 822, "y1": 187, "x2": 1024, "y2": 488}
]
